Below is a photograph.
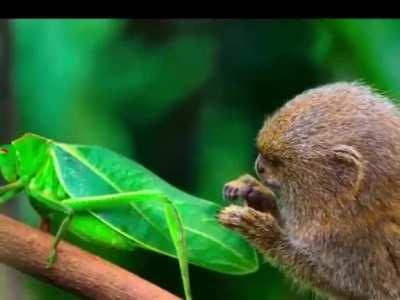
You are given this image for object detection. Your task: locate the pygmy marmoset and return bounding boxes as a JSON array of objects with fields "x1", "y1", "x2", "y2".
[{"x1": 219, "y1": 82, "x2": 400, "y2": 300}]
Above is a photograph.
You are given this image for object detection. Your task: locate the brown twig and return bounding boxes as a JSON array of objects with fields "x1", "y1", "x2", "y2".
[{"x1": 0, "y1": 214, "x2": 181, "y2": 300}]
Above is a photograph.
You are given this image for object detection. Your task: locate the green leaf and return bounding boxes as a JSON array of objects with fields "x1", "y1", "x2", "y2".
[{"x1": 53, "y1": 142, "x2": 258, "y2": 274}]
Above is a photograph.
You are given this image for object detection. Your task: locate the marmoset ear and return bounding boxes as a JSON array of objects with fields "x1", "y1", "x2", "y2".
[{"x1": 331, "y1": 144, "x2": 365, "y2": 196}]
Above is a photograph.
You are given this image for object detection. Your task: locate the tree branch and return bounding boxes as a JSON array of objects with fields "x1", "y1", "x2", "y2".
[{"x1": 0, "y1": 214, "x2": 181, "y2": 300}]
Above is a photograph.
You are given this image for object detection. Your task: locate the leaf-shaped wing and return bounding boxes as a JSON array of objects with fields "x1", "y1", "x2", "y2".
[{"x1": 53, "y1": 143, "x2": 258, "y2": 274}]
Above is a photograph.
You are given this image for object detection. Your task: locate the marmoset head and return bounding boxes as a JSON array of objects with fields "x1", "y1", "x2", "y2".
[{"x1": 255, "y1": 82, "x2": 400, "y2": 215}]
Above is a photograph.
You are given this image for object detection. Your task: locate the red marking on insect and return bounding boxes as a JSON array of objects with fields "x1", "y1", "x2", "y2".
[{"x1": 0, "y1": 148, "x2": 8, "y2": 154}]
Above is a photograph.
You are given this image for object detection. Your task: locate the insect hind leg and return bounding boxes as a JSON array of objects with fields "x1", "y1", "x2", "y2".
[
  {"x1": 29, "y1": 190, "x2": 74, "y2": 268},
  {"x1": 46, "y1": 211, "x2": 73, "y2": 268}
]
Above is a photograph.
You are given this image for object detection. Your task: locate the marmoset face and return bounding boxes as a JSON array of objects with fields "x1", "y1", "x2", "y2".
[{"x1": 254, "y1": 154, "x2": 282, "y2": 194}]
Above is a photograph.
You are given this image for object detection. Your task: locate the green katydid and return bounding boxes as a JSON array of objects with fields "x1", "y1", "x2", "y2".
[{"x1": 0, "y1": 133, "x2": 259, "y2": 299}]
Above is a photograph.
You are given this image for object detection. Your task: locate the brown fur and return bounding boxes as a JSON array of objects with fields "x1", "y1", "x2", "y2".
[{"x1": 219, "y1": 82, "x2": 400, "y2": 300}]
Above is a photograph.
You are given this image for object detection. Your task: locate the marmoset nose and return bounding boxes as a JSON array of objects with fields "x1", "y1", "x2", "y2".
[{"x1": 255, "y1": 155, "x2": 265, "y2": 178}]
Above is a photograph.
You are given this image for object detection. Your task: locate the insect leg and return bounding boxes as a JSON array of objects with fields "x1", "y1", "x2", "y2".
[
  {"x1": 62, "y1": 190, "x2": 191, "y2": 300},
  {"x1": 47, "y1": 211, "x2": 73, "y2": 267},
  {"x1": 28, "y1": 190, "x2": 73, "y2": 268},
  {"x1": 62, "y1": 190, "x2": 167, "y2": 210}
]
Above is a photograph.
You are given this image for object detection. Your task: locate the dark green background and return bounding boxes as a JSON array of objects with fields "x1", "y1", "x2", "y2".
[{"x1": 1, "y1": 19, "x2": 400, "y2": 300}]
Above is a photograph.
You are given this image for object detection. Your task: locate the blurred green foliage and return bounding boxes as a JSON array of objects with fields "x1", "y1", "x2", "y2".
[{"x1": 1, "y1": 19, "x2": 400, "y2": 300}]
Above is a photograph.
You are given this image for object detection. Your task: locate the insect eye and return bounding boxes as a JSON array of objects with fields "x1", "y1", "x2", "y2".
[{"x1": 0, "y1": 148, "x2": 8, "y2": 155}]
